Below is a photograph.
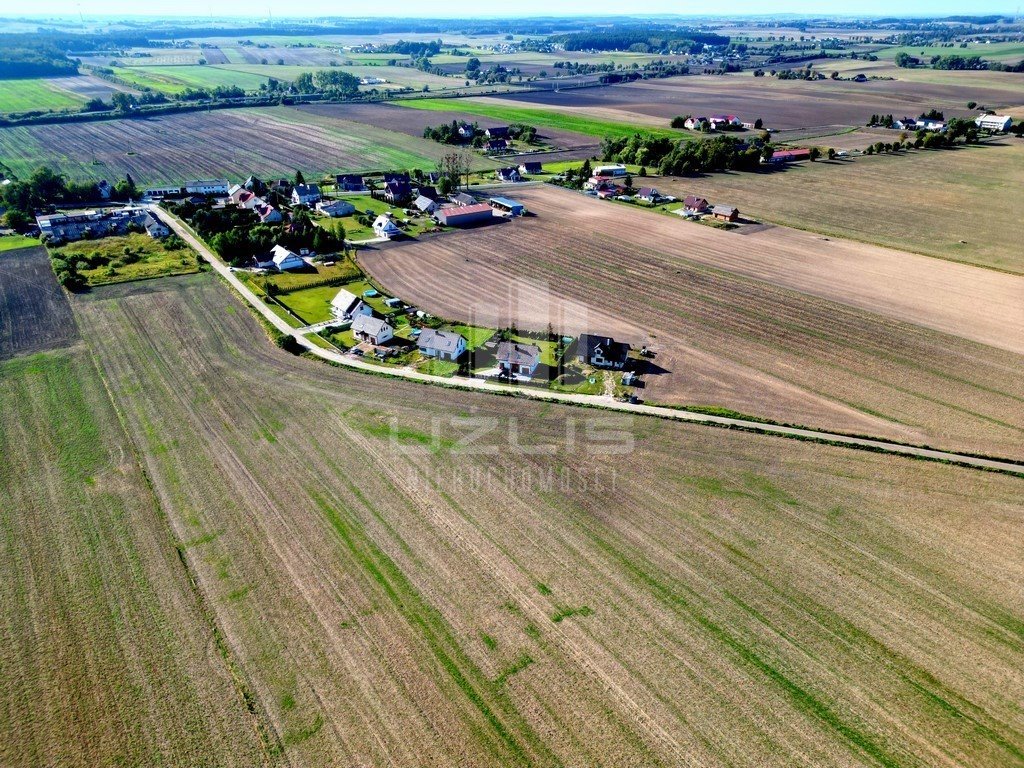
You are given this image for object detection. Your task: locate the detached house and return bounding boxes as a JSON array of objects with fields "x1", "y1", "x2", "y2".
[
  {"x1": 383, "y1": 180, "x2": 411, "y2": 204},
  {"x1": 417, "y1": 329, "x2": 466, "y2": 361},
  {"x1": 497, "y1": 341, "x2": 541, "y2": 377},
  {"x1": 486, "y1": 139, "x2": 508, "y2": 153},
  {"x1": 291, "y1": 184, "x2": 322, "y2": 206},
  {"x1": 413, "y1": 195, "x2": 439, "y2": 214},
  {"x1": 255, "y1": 204, "x2": 282, "y2": 224},
  {"x1": 351, "y1": 315, "x2": 394, "y2": 346},
  {"x1": 331, "y1": 288, "x2": 372, "y2": 321},
  {"x1": 576, "y1": 334, "x2": 630, "y2": 370},
  {"x1": 457, "y1": 123, "x2": 476, "y2": 140},
  {"x1": 636, "y1": 187, "x2": 660, "y2": 203},
  {"x1": 712, "y1": 205, "x2": 740, "y2": 222},
  {"x1": 485, "y1": 126, "x2": 509, "y2": 139},
  {"x1": 518, "y1": 161, "x2": 543, "y2": 175},
  {"x1": 683, "y1": 196, "x2": 710, "y2": 214},
  {"x1": 496, "y1": 167, "x2": 521, "y2": 183},
  {"x1": 335, "y1": 174, "x2": 366, "y2": 191},
  {"x1": 373, "y1": 214, "x2": 402, "y2": 239},
  {"x1": 316, "y1": 199, "x2": 355, "y2": 217},
  {"x1": 270, "y1": 244, "x2": 306, "y2": 271}
]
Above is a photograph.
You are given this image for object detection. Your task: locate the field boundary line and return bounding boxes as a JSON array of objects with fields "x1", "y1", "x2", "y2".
[{"x1": 154, "y1": 205, "x2": 1024, "y2": 478}]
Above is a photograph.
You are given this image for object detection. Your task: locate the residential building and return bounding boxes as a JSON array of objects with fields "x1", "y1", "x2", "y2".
[
  {"x1": 255, "y1": 204, "x2": 282, "y2": 224},
  {"x1": 636, "y1": 187, "x2": 659, "y2": 203},
  {"x1": 711, "y1": 205, "x2": 740, "y2": 222},
  {"x1": 449, "y1": 192, "x2": 477, "y2": 206},
  {"x1": 335, "y1": 174, "x2": 366, "y2": 191},
  {"x1": 417, "y1": 329, "x2": 466, "y2": 360},
  {"x1": 497, "y1": 341, "x2": 540, "y2": 376},
  {"x1": 486, "y1": 139, "x2": 508, "y2": 153},
  {"x1": 682, "y1": 196, "x2": 710, "y2": 214},
  {"x1": 496, "y1": 167, "x2": 521, "y2": 182},
  {"x1": 270, "y1": 244, "x2": 306, "y2": 271},
  {"x1": 36, "y1": 207, "x2": 169, "y2": 243},
  {"x1": 684, "y1": 116, "x2": 709, "y2": 130},
  {"x1": 383, "y1": 180, "x2": 411, "y2": 204},
  {"x1": 434, "y1": 203, "x2": 493, "y2": 227},
  {"x1": 576, "y1": 334, "x2": 630, "y2": 370},
  {"x1": 237, "y1": 190, "x2": 261, "y2": 209},
  {"x1": 351, "y1": 315, "x2": 394, "y2": 345},
  {"x1": 331, "y1": 288, "x2": 372, "y2": 321},
  {"x1": 457, "y1": 123, "x2": 475, "y2": 139},
  {"x1": 413, "y1": 195, "x2": 439, "y2": 214},
  {"x1": 485, "y1": 126, "x2": 509, "y2": 139},
  {"x1": 518, "y1": 161, "x2": 543, "y2": 175},
  {"x1": 594, "y1": 164, "x2": 627, "y2": 177},
  {"x1": 316, "y1": 199, "x2": 355, "y2": 217},
  {"x1": 183, "y1": 179, "x2": 230, "y2": 196},
  {"x1": 373, "y1": 214, "x2": 402, "y2": 239},
  {"x1": 291, "y1": 184, "x2": 322, "y2": 206},
  {"x1": 144, "y1": 185, "x2": 184, "y2": 200},
  {"x1": 975, "y1": 114, "x2": 1013, "y2": 132}
]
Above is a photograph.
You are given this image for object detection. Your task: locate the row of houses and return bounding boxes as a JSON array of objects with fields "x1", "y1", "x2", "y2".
[
  {"x1": 228, "y1": 184, "x2": 283, "y2": 224},
  {"x1": 683, "y1": 115, "x2": 755, "y2": 131},
  {"x1": 36, "y1": 206, "x2": 170, "y2": 243}
]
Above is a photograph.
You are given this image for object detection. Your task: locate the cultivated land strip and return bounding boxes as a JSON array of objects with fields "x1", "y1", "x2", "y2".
[
  {"x1": 157, "y1": 206, "x2": 1024, "y2": 476},
  {"x1": 69, "y1": 274, "x2": 1024, "y2": 766}
]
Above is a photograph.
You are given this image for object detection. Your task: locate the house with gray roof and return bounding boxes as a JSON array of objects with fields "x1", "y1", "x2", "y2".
[
  {"x1": 497, "y1": 341, "x2": 541, "y2": 377},
  {"x1": 417, "y1": 329, "x2": 466, "y2": 361},
  {"x1": 576, "y1": 334, "x2": 630, "y2": 370},
  {"x1": 351, "y1": 315, "x2": 394, "y2": 346},
  {"x1": 331, "y1": 288, "x2": 372, "y2": 321}
]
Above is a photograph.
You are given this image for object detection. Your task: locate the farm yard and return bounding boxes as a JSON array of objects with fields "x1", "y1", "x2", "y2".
[
  {"x1": 491, "y1": 72, "x2": 1024, "y2": 132},
  {"x1": 2, "y1": 271, "x2": 1004, "y2": 767},
  {"x1": 651, "y1": 139, "x2": 1024, "y2": 273},
  {"x1": 0, "y1": 106, "x2": 498, "y2": 185},
  {"x1": 359, "y1": 184, "x2": 1024, "y2": 458},
  {"x1": 0, "y1": 245, "x2": 79, "y2": 359}
]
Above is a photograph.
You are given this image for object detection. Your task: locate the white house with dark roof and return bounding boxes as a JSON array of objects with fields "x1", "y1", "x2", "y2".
[
  {"x1": 331, "y1": 288, "x2": 372, "y2": 321},
  {"x1": 413, "y1": 194, "x2": 439, "y2": 214},
  {"x1": 291, "y1": 184, "x2": 322, "y2": 206},
  {"x1": 351, "y1": 315, "x2": 394, "y2": 345},
  {"x1": 496, "y1": 341, "x2": 541, "y2": 377},
  {"x1": 417, "y1": 329, "x2": 466, "y2": 360}
]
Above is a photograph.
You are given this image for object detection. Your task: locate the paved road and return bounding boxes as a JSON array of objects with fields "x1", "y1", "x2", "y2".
[{"x1": 156, "y1": 207, "x2": 1024, "y2": 477}]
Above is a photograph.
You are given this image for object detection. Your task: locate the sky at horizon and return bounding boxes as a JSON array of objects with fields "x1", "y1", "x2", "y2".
[{"x1": 6, "y1": 2, "x2": 1019, "y2": 20}]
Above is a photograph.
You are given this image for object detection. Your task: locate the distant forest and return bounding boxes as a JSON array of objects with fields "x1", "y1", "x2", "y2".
[
  {"x1": 0, "y1": 43, "x2": 78, "y2": 79},
  {"x1": 555, "y1": 27, "x2": 730, "y2": 53}
]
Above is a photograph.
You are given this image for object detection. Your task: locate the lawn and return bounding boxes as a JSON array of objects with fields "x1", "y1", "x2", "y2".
[
  {"x1": 399, "y1": 99, "x2": 687, "y2": 141},
  {"x1": 0, "y1": 234, "x2": 41, "y2": 252},
  {"x1": 50, "y1": 232, "x2": 200, "y2": 286},
  {"x1": 0, "y1": 78, "x2": 86, "y2": 114},
  {"x1": 256, "y1": 256, "x2": 361, "y2": 293},
  {"x1": 446, "y1": 323, "x2": 496, "y2": 350},
  {"x1": 271, "y1": 283, "x2": 340, "y2": 325}
]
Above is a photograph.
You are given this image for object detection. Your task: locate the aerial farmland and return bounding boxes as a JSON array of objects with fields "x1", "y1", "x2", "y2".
[{"x1": 1, "y1": 9, "x2": 1023, "y2": 768}]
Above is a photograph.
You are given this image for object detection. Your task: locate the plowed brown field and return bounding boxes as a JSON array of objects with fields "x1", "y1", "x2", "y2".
[
  {"x1": 359, "y1": 185, "x2": 1024, "y2": 457},
  {"x1": 42, "y1": 273, "x2": 1023, "y2": 767}
]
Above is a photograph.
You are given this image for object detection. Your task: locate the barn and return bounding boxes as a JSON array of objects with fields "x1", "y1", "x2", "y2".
[{"x1": 434, "y1": 204, "x2": 494, "y2": 227}]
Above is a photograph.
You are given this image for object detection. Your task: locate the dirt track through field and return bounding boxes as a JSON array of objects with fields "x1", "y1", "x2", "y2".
[
  {"x1": 360, "y1": 185, "x2": 1024, "y2": 456},
  {"x1": 61, "y1": 274, "x2": 1024, "y2": 767}
]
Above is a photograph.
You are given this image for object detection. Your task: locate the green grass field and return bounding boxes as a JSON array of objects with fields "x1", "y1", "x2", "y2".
[
  {"x1": 0, "y1": 235, "x2": 41, "y2": 252},
  {"x1": 875, "y1": 42, "x2": 1024, "y2": 64},
  {"x1": 0, "y1": 78, "x2": 86, "y2": 114},
  {"x1": 399, "y1": 99, "x2": 687, "y2": 141}
]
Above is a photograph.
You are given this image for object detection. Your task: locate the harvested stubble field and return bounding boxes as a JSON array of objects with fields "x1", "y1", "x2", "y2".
[
  {"x1": 653, "y1": 140, "x2": 1024, "y2": 273},
  {"x1": 26, "y1": 272, "x2": 1020, "y2": 767},
  {"x1": 0, "y1": 344, "x2": 266, "y2": 767},
  {"x1": 0, "y1": 106, "x2": 496, "y2": 184},
  {"x1": 493, "y1": 72, "x2": 1024, "y2": 131},
  {"x1": 360, "y1": 185, "x2": 1024, "y2": 457},
  {"x1": 0, "y1": 246, "x2": 79, "y2": 359}
]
